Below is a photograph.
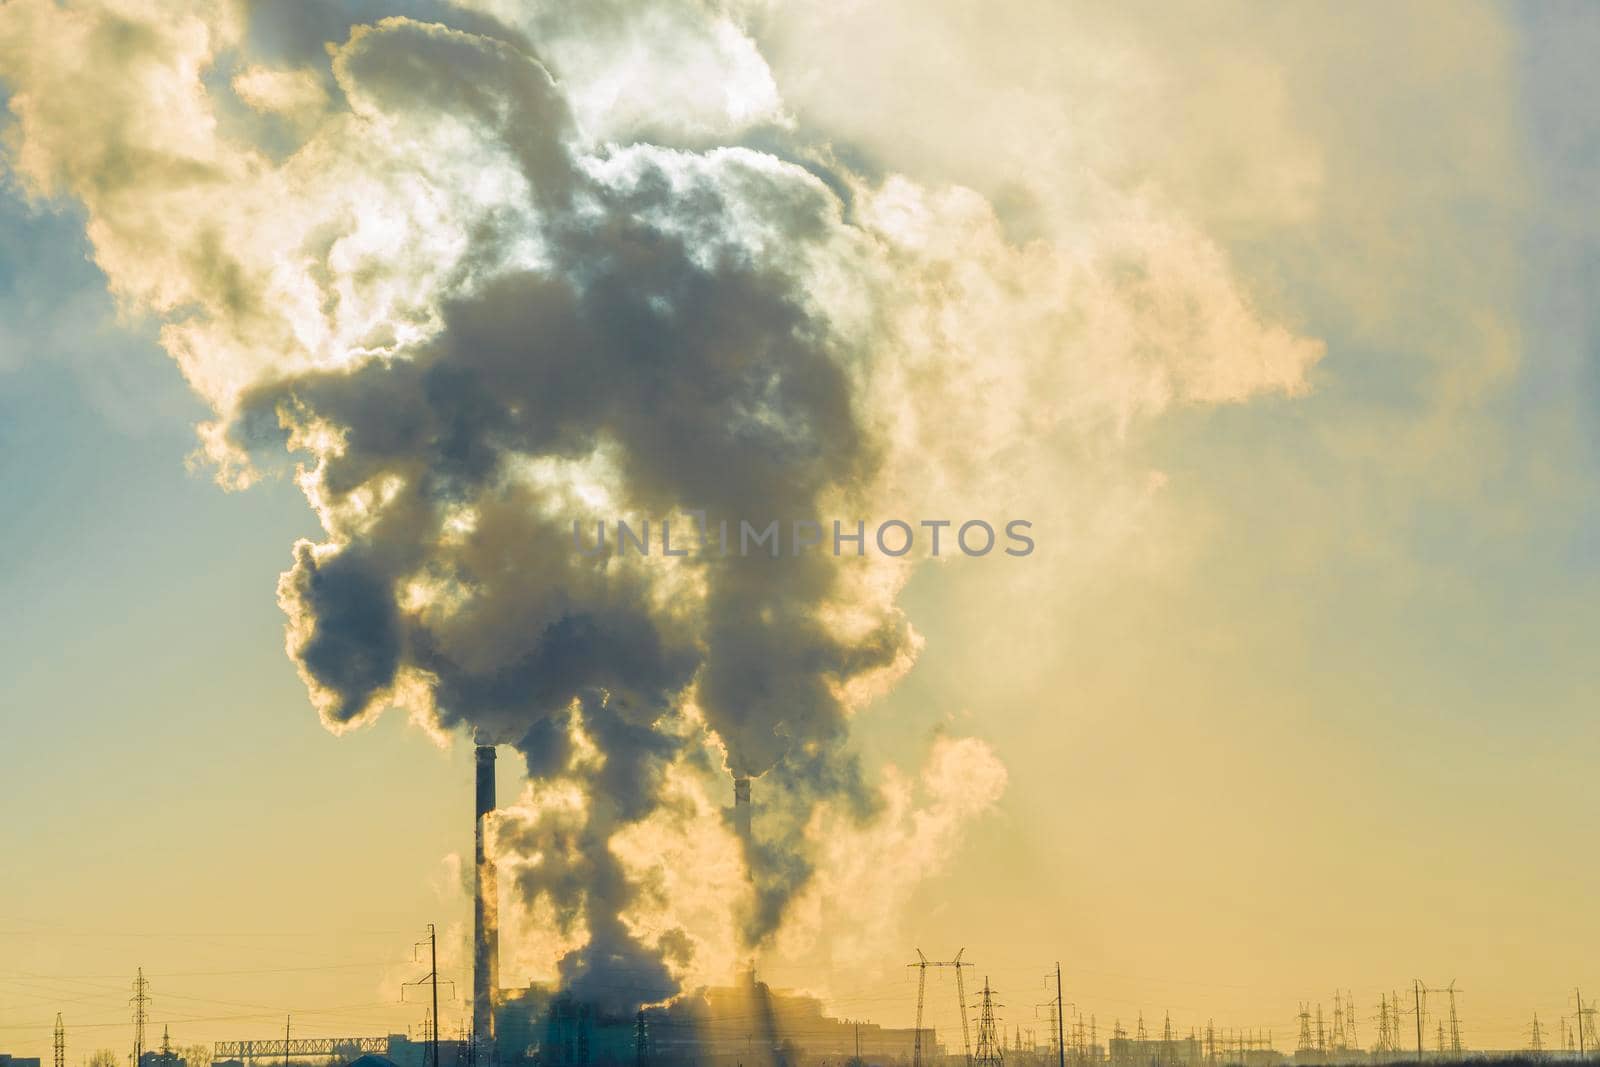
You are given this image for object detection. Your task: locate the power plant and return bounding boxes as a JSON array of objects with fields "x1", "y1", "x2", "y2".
[
  {"x1": 457, "y1": 753, "x2": 936, "y2": 1066},
  {"x1": 450, "y1": 755, "x2": 999, "y2": 1066},
  {"x1": 7, "y1": 761, "x2": 1593, "y2": 1067}
]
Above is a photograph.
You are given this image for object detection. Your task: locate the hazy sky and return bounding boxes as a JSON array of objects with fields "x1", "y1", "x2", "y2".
[{"x1": 2, "y1": 0, "x2": 1598, "y2": 1060}]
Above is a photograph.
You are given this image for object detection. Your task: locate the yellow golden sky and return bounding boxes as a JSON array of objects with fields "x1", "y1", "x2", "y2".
[{"x1": 2, "y1": 0, "x2": 1598, "y2": 1059}]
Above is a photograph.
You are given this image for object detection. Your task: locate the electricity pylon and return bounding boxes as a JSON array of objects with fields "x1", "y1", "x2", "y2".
[
  {"x1": 974, "y1": 979, "x2": 1005, "y2": 1067},
  {"x1": 1445, "y1": 982, "x2": 1462, "y2": 1054},
  {"x1": 909, "y1": 949, "x2": 975, "y2": 1067},
  {"x1": 129, "y1": 970, "x2": 150, "y2": 1067},
  {"x1": 1529, "y1": 1012, "x2": 1545, "y2": 1057},
  {"x1": 1374, "y1": 994, "x2": 1393, "y2": 1054},
  {"x1": 1036, "y1": 1001, "x2": 1059, "y2": 1062},
  {"x1": 53, "y1": 1015, "x2": 64, "y2": 1067}
]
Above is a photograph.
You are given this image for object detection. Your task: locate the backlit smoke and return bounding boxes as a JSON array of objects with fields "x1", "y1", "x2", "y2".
[{"x1": 0, "y1": 0, "x2": 1323, "y2": 1008}]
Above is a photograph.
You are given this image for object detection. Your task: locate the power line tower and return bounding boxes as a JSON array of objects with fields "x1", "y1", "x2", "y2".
[
  {"x1": 130, "y1": 970, "x2": 150, "y2": 1067},
  {"x1": 1297, "y1": 1005, "x2": 1314, "y2": 1055},
  {"x1": 1037, "y1": 1000, "x2": 1059, "y2": 1063},
  {"x1": 908, "y1": 949, "x2": 975, "y2": 1067},
  {"x1": 1345, "y1": 992, "x2": 1359, "y2": 1051},
  {"x1": 1415, "y1": 980, "x2": 1462, "y2": 1063},
  {"x1": 1332, "y1": 993, "x2": 1347, "y2": 1052},
  {"x1": 974, "y1": 979, "x2": 1006, "y2": 1067},
  {"x1": 1375, "y1": 994, "x2": 1393, "y2": 1054},
  {"x1": 54, "y1": 1014, "x2": 64, "y2": 1067},
  {"x1": 1444, "y1": 982, "x2": 1462, "y2": 1054},
  {"x1": 1315, "y1": 1004, "x2": 1326, "y2": 1055},
  {"x1": 1529, "y1": 1012, "x2": 1544, "y2": 1057}
]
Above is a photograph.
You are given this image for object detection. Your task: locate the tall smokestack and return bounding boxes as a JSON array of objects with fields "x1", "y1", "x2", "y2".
[
  {"x1": 473, "y1": 745, "x2": 498, "y2": 1055},
  {"x1": 733, "y1": 774, "x2": 752, "y2": 845}
]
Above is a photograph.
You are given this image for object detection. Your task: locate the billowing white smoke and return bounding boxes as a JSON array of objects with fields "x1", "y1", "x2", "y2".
[{"x1": 0, "y1": 0, "x2": 1321, "y2": 1009}]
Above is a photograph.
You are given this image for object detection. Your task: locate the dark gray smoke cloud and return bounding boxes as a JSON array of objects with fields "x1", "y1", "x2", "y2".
[
  {"x1": 0, "y1": 0, "x2": 1332, "y2": 1011},
  {"x1": 226, "y1": 10, "x2": 908, "y2": 997}
]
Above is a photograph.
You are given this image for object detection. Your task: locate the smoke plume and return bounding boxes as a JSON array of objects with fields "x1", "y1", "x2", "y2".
[{"x1": 0, "y1": 0, "x2": 1322, "y2": 1007}]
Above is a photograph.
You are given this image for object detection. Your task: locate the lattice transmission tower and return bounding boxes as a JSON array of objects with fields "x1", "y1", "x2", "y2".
[
  {"x1": 974, "y1": 978, "x2": 1006, "y2": 1067},
  {"x1": 130, "y1": 970, "x2": 151, "y2": 1067},
  {"x1": 908, "y1": 949, "x2": 975, "y2": 1067}
]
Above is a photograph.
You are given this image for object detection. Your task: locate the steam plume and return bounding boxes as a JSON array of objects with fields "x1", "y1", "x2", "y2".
[{"x1": 0, "y1": 0, "x2": 1322, "y2": 1006}]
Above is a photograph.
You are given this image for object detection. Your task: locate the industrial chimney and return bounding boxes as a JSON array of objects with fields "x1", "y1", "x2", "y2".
[
  {"x1": 733, "y1": 774, "x2": 752, "y2": 845},
  {"x1": 472, "y1": 744, "x2": 498, "y2": 1056}
]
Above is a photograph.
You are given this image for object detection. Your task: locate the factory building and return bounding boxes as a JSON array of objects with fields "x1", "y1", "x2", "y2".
[
  {"x1": 1109, "y1": 1033, "x2": 1204, "y2": 1067},
  {"x1": 493, "y1": 970, "x2": 930, "y2": 1067}
]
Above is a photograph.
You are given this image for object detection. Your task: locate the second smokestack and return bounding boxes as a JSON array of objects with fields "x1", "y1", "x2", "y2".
[{"x1": 473, "y1": 744, "x2": 498, "y2": 1054}]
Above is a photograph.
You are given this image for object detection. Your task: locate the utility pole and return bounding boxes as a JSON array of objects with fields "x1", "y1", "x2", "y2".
[
  {"x1": 284, "y1": 1016, "x2": 290, "y2": 1067},
  {"x1": 1056, "y1": 964, "x2": 1067, "y2": 1067},
  {"x1": 1576, "y1": 989, "x2": 1595, "y2": 1059},
  {"x1": 404, "y1": 923, "x2": 454, "y2": 1067},
  {"x1": 54, "y1": 1014, "x2": 65, "y2": 1067},
  {"x1": 429, "y1": 925, "x2": 440, "y2": 1067},
  {"x1": 1413, "y1": 980, "x2": 1425, "y2": 1065}
]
